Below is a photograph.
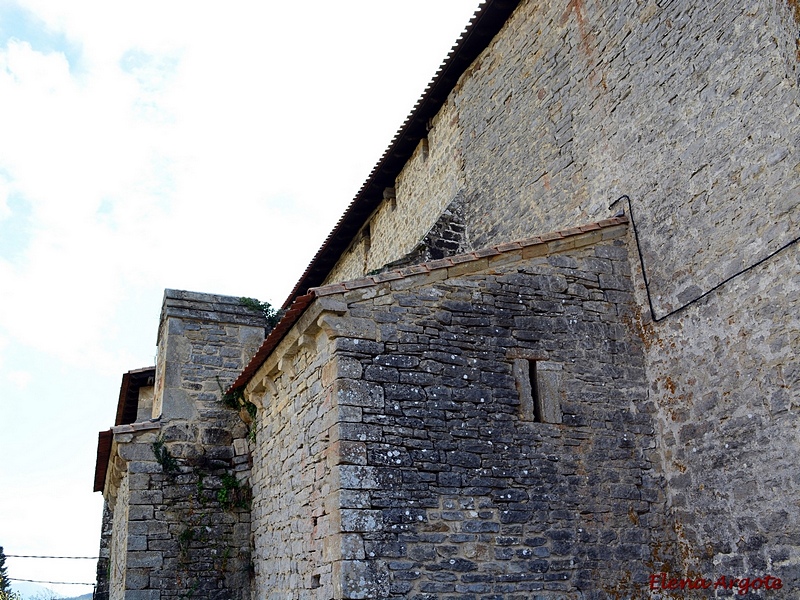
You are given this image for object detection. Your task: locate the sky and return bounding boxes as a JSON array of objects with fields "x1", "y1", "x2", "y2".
[{"x1": 0, "y1": 1, "x2": 483, "y2": 595}]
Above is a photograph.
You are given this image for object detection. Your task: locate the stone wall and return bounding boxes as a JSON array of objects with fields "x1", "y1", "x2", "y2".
[
  {"x1": 321, "y1": 0, "x2": 800, "y2": 590},
  {"x1": 247, "y1": 224, "x2": 677, "y2": 598},
  {"x1": 247, "y1": 317, "x2": 339, "y2": 599},
  {"x1": 110, "y1": 473, "x2": 130, "y2": 600},
  {"x1": 329, "y1": 0, "x2": 799, "y2": 305},
  {"x1": 95, "y1": 501, "x2": 113, "y2": 600},
  {"x1": 244, "y1": 301, "x2": 339, "y2": 597},
  {"x1": 98, "y1": 290, "x2": 267, "y2": 599}
]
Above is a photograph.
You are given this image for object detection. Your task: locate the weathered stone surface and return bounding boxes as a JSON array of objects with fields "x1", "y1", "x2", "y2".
[
  {"x1": 98, "y1": 2, "x2": 799, "y2": 597},
  {"x1": 319, "y1": 1, "x2": 800, "y2": 593},
  {"x1": 99, "y1": 291, "x2": 265, "y2": 600}
]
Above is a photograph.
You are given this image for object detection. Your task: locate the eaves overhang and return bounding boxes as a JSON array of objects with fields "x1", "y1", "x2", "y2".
[
  {"x1": 234, "y1": 217, "x2": 629, "y2": 392},
  {"x1": 283, "y1": 0, "x2": 522, "y2": 310}
]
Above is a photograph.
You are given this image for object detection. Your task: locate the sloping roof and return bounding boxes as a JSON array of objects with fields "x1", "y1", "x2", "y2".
[
  {"x1": 233, "y1": 217, "x2": 629, "y2": 390},
  {"x1": 283, "y1": 0, "x2": 522, "y2": 310},
  {"x1": 114, "y1": 367, "x2": 156, "y2": 427},
  {"x1": 93, "y1": 366, "x2": 155, "y2": 493},
  {"x1": 93, "y1": 430, "x2": 113, "y2": 493}
]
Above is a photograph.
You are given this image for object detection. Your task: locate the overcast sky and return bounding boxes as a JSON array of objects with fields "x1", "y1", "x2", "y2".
[{"x1": 0, "y1": 1, "x2": 482, "y2": 595}]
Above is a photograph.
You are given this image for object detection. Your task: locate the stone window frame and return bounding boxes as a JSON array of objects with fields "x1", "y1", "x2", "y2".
[{"x1": 508, "y1": 349, "x2": 562, "y2": 424}]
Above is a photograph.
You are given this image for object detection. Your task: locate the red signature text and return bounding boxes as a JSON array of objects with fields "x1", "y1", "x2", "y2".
[{"x1": 649, "y1": 572, "x2": 783, "y2": 595}]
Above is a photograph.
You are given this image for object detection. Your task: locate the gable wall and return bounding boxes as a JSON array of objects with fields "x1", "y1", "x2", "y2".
[
  {"x1": 97, "y1": 291, "x2": 268, "y2": 600},
  {"x1": 322, "y1": 0, "x2": 800, "y2": 589},
  {"x1": 249, "y1": 226, "x2": 684, "y2": 598},
  {"x1": 248, "y1": 325, "x2": 341, "y2": 598}
]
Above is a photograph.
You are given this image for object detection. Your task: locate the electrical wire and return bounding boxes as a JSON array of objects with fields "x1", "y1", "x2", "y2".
[
  {"x1": 6, "y1": 555, "x2": 98, "y2": 560},
  {"x1": 612, "y1": 194, "x2": 800, "y2": 322},
  {"x1": 9, "y1": 578, "x2": 94, "y2": 586}
]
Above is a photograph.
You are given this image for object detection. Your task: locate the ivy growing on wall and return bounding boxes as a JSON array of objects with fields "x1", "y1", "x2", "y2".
[
  {"x1": 239, "y1": 297, "x2": 283, "y2": 331},
  {"x1": 216, "y1": 377, "x2": 258, "y2": 443},
  {"x1": 152, "y1": 435, "x2": 178, "y2": 474}
]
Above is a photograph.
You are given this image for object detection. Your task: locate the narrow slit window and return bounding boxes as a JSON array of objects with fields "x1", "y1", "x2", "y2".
[
  {"x1": 528, "y1": 359, "x2": 543, "y2": 422},
  {"x1": 513, "y1": 358, "x2": 561, "y2": 424}
]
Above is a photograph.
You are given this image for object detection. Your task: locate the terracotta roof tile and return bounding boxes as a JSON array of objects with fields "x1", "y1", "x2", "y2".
[
  {"x1": 232, "y1": 217, "x2": 628, "y2": 391},
  {"x1": 495, "y1": 241, "x2": 524, "y2": 252},
  {"x1": 399, "y1": 264, "x2": 430, "y2": 276},
  {"x1": 449, "y1": 253, "x2": 477, "y2": 264},
  {"x1": 312, "y1": 283, "x2": 347, "y2": 296},
  {"x1": 343, "y1": 278, "x2": 377, "y2": 290},
  {"x1": 473, "y1": 247, "x2": 503, "y2": 258},
  {"x1": 561, "y1": 226, "x2": 585, "y2": 237},
  {"x1": 539, "y1": 231, "x2": 564, "y2": 241},
  {"x1": 426, "y1": 258, "x2": 455, "y2": 270},
  {"x1": 283, "y1": 0, "x2": 523, "y2": 310},
  {"x1": 517, "y1": 235, "x2": 545, "y2": 247},
  {"x1": 372, "y1": 271, "x2": 405, "y2": 282}
]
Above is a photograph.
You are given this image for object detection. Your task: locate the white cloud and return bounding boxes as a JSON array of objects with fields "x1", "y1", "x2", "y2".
[{"x1": 0, "y1": 1, "x2": 482, "y2": 582}]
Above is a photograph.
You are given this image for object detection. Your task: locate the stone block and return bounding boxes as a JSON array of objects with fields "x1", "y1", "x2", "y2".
[
  {"x1": 334, "y1": 379, "x2": 384, "y2": 409},
  {"x1": 127, "y1": 551, "x2": 163, "y2": 569},
  {"x1": 341, "y1": 509, "x2": 382, "y2": 532},
  {"x1": 330, "y1": 440, "x2": 368, "y2": 466}
]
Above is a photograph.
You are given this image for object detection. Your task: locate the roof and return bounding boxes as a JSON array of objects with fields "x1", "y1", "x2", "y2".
[
  {"x1": 114, "y1": 366, "x2": 156, "y2": 427},
  {"x1": 283, "y1": 0, "x2": 522, "y2": 310},
  {"x1": 93, "y1": 366, "x2": 155, "y2": 493},
  {"x1": 93, "y1": 430, "x2": 113, "y2": 493},
  {"x1": 232, "y1": 216, "x2": 629, "y2": 390}
]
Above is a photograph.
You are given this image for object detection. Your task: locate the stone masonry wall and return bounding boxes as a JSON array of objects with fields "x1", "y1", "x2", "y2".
[
  {"x1": 248, "y1": 224, "x2": 677, "y2": 598},
  {"x1": 100, "y1": 290, "x2": 267, "y2": 599},
  {"x1": 638, "y1": 242, "x2": 800, "y2": 589},
  {"x1": 95, "y1": 500, "x2": 113, "y2": 600},
  {"x1": 110, "y1": 473, "x2": 130, "y2": 600},
  {"x1": 329, "y1": 0, "x2": 799, "y2": 313},
  {"x1": 246, "y1": 301, "x2": 342, "y2": 599},
  {"x1": 327, "y1": 226, "x2": 671, "y2": 599},
  {"x1": 322, "y1": 0, "x2": 800, "y2": 591},
  {"x1": 324, "y1": 104, "x2": 467, "y2": 284},
  {"x1": 111, "y1": 423, "x2": 253, "y2": 600}
]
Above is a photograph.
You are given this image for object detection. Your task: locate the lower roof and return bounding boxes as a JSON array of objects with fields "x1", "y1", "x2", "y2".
[{"x1": 232, "y1": 216, "x2": 629, "y2": 391}]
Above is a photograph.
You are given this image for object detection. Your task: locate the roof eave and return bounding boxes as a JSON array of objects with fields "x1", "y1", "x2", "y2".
[{"x1": 283, "y1": 0, "x2": 522, "y2": 310}]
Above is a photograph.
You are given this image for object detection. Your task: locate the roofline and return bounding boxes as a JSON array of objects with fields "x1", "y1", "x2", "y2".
[
  {"x1": 94, "y1": 366, "x2": 155, "y2": 494},
  {"x1": 114, "y1": 366, "x2": 156, "y2": 427},
  {"x1": 233, "y1": 216, "x2": 629, "y2": 390},
  {"x1": 283, "y1": 0, "x2": 522, "y2": 310},
  {"x1": 93, "y1": 430, "x2": 113, "y2": 493}
]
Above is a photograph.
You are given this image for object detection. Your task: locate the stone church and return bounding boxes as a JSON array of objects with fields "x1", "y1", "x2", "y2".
[{"x1": 93, "y1": 1, "x2": 799, "y2": 598}]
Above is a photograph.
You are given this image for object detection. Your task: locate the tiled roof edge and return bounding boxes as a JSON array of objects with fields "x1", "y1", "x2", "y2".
[
  {"x1": 230, "y1": 293, "x2": 316, "y2": 391},
  {"x1": 283, "y1": 0, "x2": 522, "y2": 310},
  {"x1": 233, "y1": 216, "x2": 628, "y2": 391}
]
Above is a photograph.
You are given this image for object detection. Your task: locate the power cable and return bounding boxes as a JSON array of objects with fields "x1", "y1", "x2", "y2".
[
  {"x1": 612, "y1": 194, "x2": 800, "y2": 322},
  {"x1": 6, "y1": 555, "x2": 98, "y2": 560},
  {"x1": 9, "y1": 578, "x2": 94, "y2": 586}
]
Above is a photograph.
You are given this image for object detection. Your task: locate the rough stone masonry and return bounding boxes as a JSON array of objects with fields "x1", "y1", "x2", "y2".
[
  {"x1": 95, "y1": 0, "x2": 800, "y2": 597},
  {"x1": 246, "y1": 222, "x2": 674, "y2": 599}
]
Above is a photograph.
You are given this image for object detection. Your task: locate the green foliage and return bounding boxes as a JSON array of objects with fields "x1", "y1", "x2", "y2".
[
  {"x1": 217, "y1": 473, "x2": 250, "y2": 511},
  {"x1": 194, "y1": 469, "x2": 207, "y2": 505},
  {"x1": 152, "y1": 436, "x2": 178, "y2": 474},
  {"x1": 0, "y1": 546, "x2": 12, "y2": 597},
  {"x1": 219, "y1": 383, "x2": 245, "y2": 411},
  {"x1": 215, "y1": 377, "x2": 258, "y2": 442},
  {"x1": 178, "y1": 527, "x2": 196, "y2": 558},
  {"x1": 238, "y1": 297, "x2": 283, "y2": 330},
  {"x1": 178, "y1": 578, "x2": 199, "y2": 600}
]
